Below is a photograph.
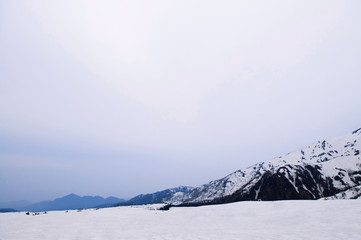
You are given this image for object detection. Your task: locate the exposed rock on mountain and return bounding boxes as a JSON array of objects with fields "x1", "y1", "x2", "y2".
[{"x1": 322, "y1": 185, "x2": 361, "y2": 200}]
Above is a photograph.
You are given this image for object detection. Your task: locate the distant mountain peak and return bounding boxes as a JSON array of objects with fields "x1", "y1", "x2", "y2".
[
  {"x1": 17, "y1": 194, "x2": 125, "y2": 212},
  {"x1": 63, "y1": 193, "x2": 79, "y2": 198}
]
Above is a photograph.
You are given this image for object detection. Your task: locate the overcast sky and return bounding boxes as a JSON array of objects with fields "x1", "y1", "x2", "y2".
[{"x1": 1, "y1": 0, "x2": 361, "y2": 203}]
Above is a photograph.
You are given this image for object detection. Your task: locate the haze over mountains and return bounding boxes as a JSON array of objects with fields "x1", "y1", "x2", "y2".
[
  {"x1": 3, "y1": 128, "x2": 361, "y2": 212},
  {"x1": 0, "y1": 200, "x2": 30, "y2": 210},
  {"x1": 0, "y1": 194, "x2": 125, "y2": 212}
]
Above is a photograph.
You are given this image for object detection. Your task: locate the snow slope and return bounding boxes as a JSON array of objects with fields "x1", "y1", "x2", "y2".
[
  {"x1": 322, "y1": 185, "x2": 361, "y2": 200},
  {"x1": 1, "y1": 200, "x2": 361, "y2": 240}
]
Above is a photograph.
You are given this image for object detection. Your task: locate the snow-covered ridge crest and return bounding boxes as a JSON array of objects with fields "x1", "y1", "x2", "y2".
[{"x1": 168, "y1": 128, "x2": 361, "y2": 204}]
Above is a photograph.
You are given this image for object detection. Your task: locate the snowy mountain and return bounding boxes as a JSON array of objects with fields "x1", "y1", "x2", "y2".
[
  {"x1": 115, "y1": 186, "x2": 194, "y2": 206},
  {"x1": 166, "y1": 128, "x2": 361, "y2": 206}
]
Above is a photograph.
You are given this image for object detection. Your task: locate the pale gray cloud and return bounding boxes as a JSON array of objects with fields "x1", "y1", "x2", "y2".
[{"x1": 1, "y1": 0, "x2": 361, "y2": 202}]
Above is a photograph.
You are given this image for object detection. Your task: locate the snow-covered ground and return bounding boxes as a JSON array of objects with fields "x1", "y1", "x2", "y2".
[{"x1": 1, "y1": 200, "x2": 360, "y2": 240}]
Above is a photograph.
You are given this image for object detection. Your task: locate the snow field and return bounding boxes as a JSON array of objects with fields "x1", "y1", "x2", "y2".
[{"x1": 1, "y1": 200, "x2": 361, "y2": 240}]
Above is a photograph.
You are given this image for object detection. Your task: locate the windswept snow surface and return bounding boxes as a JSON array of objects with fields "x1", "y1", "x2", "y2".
[{"x1": 1, "y1": 200, "x2": 361, "y2": 240}]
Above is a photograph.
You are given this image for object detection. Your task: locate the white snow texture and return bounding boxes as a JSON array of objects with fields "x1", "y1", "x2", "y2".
[{"x1": 1, "y1": 200, "x2": 361, "y2": 240}]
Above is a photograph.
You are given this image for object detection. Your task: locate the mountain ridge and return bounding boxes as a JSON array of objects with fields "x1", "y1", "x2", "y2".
[
  {"x1": 18, "y1": 194, "x2": 126, "y2": 212},
  {"x1": 163, "y1": 128, "x2": 361, "y2": 206},
  {"x1": 113, "y1": 186, "x2": 194, "y2": 207}
]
